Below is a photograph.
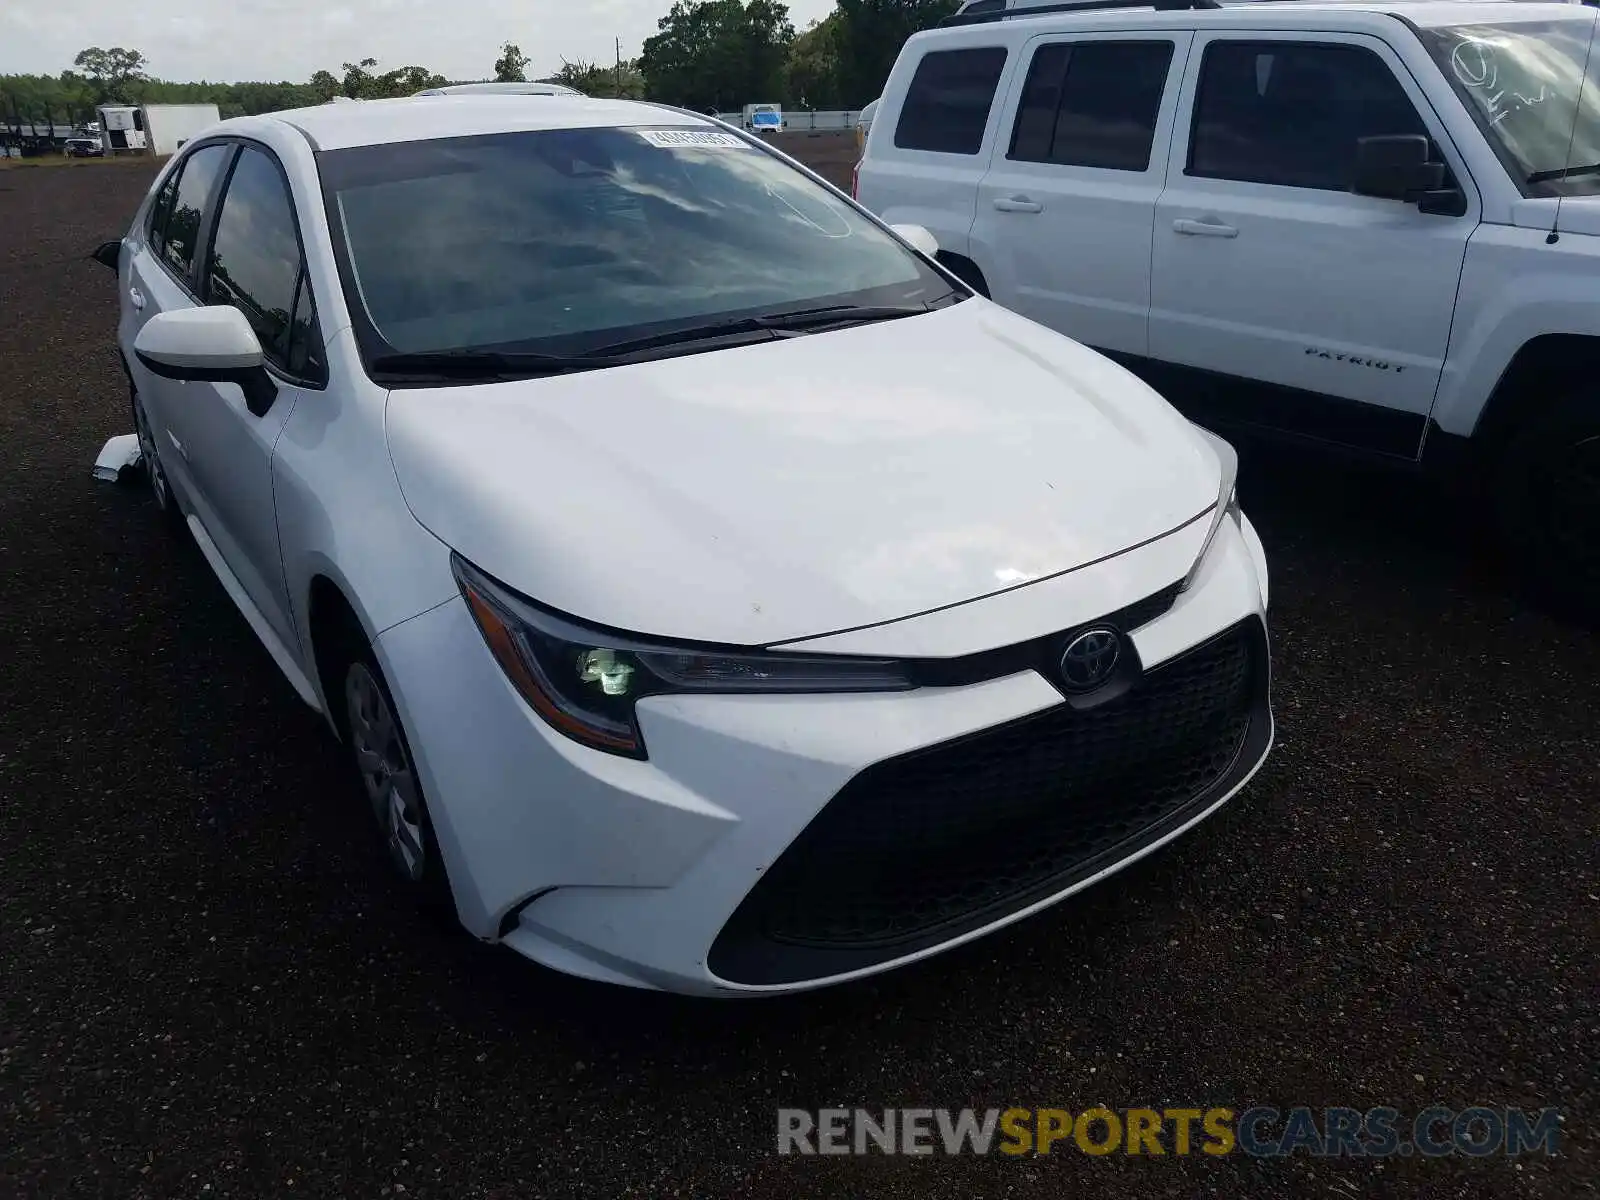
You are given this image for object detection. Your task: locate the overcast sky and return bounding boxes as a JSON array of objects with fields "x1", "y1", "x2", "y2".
[{"x1": 1, "y1": 0, "x2": 840, "y2": 83}]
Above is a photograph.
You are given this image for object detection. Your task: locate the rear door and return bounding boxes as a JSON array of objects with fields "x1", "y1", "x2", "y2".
[
  {"x1": 857, "y1": 43, "x2": 1014, "y2": 260},
  {"x1": 1147, "y1": 32, "x2": 1478, "y2": 457},
  {"x1": 971, "y1": 31, "x2": 1191, "y2": 356}
]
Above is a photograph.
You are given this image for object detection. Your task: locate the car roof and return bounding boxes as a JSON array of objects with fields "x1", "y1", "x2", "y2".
[
  {"x1": 250, "y1": 95, "x2": 711, "y2": 152},
  {"x1": 929, "y1": 0, "x2": 1596, "y2": 33}
]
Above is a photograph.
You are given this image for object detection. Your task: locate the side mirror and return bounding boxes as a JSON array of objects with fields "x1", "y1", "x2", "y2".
[
  {"x1": 134, "y1": 306, "x2": 279, "y2": 417},
  {"x1": 1352, "y1": 135, "x2": 1447, "y2": 202},
  {"x1": 91, "y1": 239, "x2": 122, "y2": 271},
  {"x1": 890, "y1": 222, "x2": 939, "y2": 258}
]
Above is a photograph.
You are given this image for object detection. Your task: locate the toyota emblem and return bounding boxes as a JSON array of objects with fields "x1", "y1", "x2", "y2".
[{"x1": 1059, "y1": 628, "x2": 1121, "y2": 692}]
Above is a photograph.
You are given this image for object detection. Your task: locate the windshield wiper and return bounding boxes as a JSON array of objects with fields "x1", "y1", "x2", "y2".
[
  {"x1": 1528, "y1": 162, "x2": 1600, "y2": 184},
  {"x1": 586, "y1": 304, "x2": 930, "y2": 357},
  {"x1": 370, "y1": 303, "x2": 942, "y2": 381},
  {"x1": 369, "y1": 349, "x2": 618, "y2": 379}
]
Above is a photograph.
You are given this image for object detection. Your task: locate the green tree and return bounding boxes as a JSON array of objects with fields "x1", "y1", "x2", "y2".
[
  {"x1": 639, "y1": 0, "x2": 794, "y2": 112},
  {"x1": 549, "y1": 57, "x2": 646, "y2": 99},
  {"x1": 72, "y1": 46, "x2": 149, "y2": 103},
  {"x1": 340, "y1": 58, "x2": 379, "y2": 98},
  {"x1": 494, "y1": 42, "x2": 529, "y2": 82},
  {"x1": 785, "y1": 14, "x2": 844, "y2": 109},
  {"x1": 835, "y1": 0, "x2": 958, "y2": 105},
  {"x1": 332, "y1": 59, "x2": 448, "y2": 99},
  {"x1": 309, "y1": 70, "x2": 340, "y2": 102},
  {"x1": 378, "y1": 64, "x2": 450, "y2": 95}
]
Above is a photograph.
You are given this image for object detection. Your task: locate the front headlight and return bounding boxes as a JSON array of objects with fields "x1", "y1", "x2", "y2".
[
  {"x1": 1181, "y1": 426, "x2": 1242, "y2": 593},
  {"x1": 452, "y1": 555, "x2": 913, "y2": 758}
]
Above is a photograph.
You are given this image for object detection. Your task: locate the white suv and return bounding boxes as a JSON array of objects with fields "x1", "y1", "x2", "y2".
[{"x1": 858, "y1": 0, "x2": 1600, "y2": 611}]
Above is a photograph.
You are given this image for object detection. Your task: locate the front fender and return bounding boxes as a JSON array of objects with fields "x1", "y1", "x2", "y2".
[{"x1": 1436, "y1": 224, "x2": 1600, "y2": 437}]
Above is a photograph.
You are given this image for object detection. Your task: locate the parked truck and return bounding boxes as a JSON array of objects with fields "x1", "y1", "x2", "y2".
[
  {"x1": 96, "y1": 103, "x2": 221, "y2": 156},
  {"x1": 741, "y1": 103, "x2": 784, "y2": 133}
]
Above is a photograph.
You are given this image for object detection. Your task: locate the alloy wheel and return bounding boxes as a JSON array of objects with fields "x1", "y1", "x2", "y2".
[
  {"x1": 345, "y1": 661, "x2": 427, "y2": 883},
  {"x1": 132, "y1": 390, "x2": 171, "y2": 512}
]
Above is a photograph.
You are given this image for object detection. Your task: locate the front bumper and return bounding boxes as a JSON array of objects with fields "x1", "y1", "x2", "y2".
[{"x1": 375, "y1": 514, "x2": 1272, "y2": 996}]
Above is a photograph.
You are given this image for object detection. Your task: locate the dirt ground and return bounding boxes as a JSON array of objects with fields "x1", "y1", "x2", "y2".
[
  {"x1": 769, "y1": 129, "x2": 860, "y2": 188},
  {"x1": 1, "y1": 150, "x2": 1595, "y2": 1199}
]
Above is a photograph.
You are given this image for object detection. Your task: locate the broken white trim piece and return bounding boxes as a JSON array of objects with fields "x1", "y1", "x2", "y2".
[{"x1": 93, "y1": 433, "x2": 142, "y2": 482}]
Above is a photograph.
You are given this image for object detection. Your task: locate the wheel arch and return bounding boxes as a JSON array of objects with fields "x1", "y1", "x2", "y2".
[
  {"x1": 936, "y1": 250, "x2": 990, "y2": 298},
  {"x1": 307, "y1": 572, "x2": 374, "y2": 740},
  {"x1": 1470, "y1": 333, "x2": 1600, "y2": 449}
]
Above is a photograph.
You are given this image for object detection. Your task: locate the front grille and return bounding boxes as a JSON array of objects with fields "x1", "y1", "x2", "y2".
[
  {"x1": 710, "y1": 618, "x2": 1268, "y2": 985},
  {"x1": 907, "y1": 580, "x2": 1181, "y2": 688}
]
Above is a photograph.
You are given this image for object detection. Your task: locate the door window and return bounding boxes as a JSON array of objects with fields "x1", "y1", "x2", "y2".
[
  {"x1": 893, "y1": 47, "x2": 1010, "y2": 154},
  {"x1": 147, "y1": 169, "x2": 179, "y2": 259},
  {"x1": 1188, "y1": 41, "x2": 1429, "y2": 191},
  {"x1": 159, "y1": 144, "x2": 231, "y2": 282},
  {"x1": 205, "y1": 146, "x2": 322, "y2": 380},
  {"x1": 1009, "y1": 41, "x2": 1174, "y2": 171}
]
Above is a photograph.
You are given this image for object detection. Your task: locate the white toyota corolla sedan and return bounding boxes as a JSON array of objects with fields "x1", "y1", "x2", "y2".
[{"x1": 101, "y1": 96, "x2": 1273, "y2": 995}]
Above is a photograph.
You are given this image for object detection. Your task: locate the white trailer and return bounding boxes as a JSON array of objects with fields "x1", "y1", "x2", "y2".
[
  {"x1": 142, "y1": 104, "x2": 221, "y2": 155},
  {"x1": 96, "y1": 104, "x2": 144, "y2": 152},
  {"x1": 96, "y1": 103, "x2": 221, "y2": 156}
]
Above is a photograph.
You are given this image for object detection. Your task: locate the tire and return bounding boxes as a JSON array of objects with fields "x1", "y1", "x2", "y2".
[
  {"x1": 1495, "y1": 394, "x2": 1600, "y2": 619},
  {"x1": 129, "y1": 383, "x2": 183, "y2": 528},
  {"x1": 338, "y1": 645, "x2": 454, "y2": 911}
]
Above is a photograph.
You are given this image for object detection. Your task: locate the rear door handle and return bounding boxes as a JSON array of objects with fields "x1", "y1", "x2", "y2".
[
  {"x1": 1172, "y1": 218, "x2": 1238, "y2": 238},
  {"x1": 993, "y1": 196, "x2": 1044, "y2": 214},
  {"x1": 128, "y1": 285, "x2": 146, "y2": 310}
]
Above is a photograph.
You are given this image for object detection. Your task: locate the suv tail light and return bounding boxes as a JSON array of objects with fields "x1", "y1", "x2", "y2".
[{"x1": 851, "y1": 160, "x2": 861, "y2": 199}]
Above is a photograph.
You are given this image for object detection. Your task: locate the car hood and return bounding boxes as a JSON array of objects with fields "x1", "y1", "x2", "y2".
[{"x1": 385, "y1": 301, "x2": 1220, "y2": 646}]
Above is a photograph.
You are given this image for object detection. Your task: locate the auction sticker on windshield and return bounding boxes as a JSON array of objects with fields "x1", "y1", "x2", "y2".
[{"x1": 636, "y1": 129, "x2": 749, "y2": 149}]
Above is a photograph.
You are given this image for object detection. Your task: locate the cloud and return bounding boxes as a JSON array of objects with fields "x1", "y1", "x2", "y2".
[{"x1": 0, "y1": 0, "x2": 838, "y2": 83}]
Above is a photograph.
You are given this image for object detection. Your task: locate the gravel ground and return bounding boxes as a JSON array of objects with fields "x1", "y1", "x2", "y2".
[{"x1": 1, "y1": 156, "x2": 1596, "y2": 1200}]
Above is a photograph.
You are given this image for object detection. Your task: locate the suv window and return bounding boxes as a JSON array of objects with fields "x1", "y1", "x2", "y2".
[
  {"x1": 1009, "y1": 41, "x2": 1174, "y2": 170},
  {"x1": 159, "y1": 144, "x2": 231, "y2": 282},
  {"x1": 205, "y1": 146, "x2": 317, "y2": 377},
  {"x1": 1189, "y1": 41, "x2": 1428, "y2": 191},
  {"x1": 894, "y1": 47, "x2": 1010, "y2": 155}
]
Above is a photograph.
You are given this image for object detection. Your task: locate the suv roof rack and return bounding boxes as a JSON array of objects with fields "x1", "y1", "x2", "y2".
[{"x1": 942, "y1": 0, "x2": 1221, "y2": 26}]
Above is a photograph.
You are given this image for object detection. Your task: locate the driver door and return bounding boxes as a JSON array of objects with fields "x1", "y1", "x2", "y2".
[
  {"x1": 168, "y1": 142, "x2": 327, "y2": 653},
  {"x1": 1148, "y1": 32, "x2": 1479, "y2": 458}
]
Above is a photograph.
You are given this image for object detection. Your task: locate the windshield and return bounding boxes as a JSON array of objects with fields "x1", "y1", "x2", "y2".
[
  {"x1": 1419, "y1": 17, "x2": 1600, "y2": 196},
  {"x1": 318, "y1": 126, "x2": 953, "y2": 367}
]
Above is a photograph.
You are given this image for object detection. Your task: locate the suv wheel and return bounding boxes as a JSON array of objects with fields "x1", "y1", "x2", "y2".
[{"x1": 1496, "y1": 395, "x2": 1600, "y2": 618}]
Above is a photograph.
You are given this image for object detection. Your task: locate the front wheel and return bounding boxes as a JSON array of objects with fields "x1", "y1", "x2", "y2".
[
  {"x1": 342, "y1": 652, "x2": 452, "y2": 907},
  {"x1": 1496, "y1": 395, "x2": 1600, "y2": 619},
  {"x1": 130, "y1": 384, "x2": 181, "y2": 524}
]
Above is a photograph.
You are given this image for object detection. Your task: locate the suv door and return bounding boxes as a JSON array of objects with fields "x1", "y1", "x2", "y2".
[
  {"x1": 168, "y1": 141, "x2": 328, "y2": 653},
  {"x1": 1148, "y1": 33, "x2": 1479, "y2": 457},
  {"x1": 126, "y1": 141, "x2": 235, "y2": 505},
  {"x1": 972, "y1": 32, "x2": 1191, "y2": 357}
]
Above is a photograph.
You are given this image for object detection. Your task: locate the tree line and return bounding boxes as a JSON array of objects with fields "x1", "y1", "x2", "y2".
[{"x1": 1, "y1": 0, "x2": 956, "y2": 128}]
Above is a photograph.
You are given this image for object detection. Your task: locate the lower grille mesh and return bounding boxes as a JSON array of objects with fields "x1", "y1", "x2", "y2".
[{"x1": 714, "y1": 621, "x2": 1261, "y2": 974}]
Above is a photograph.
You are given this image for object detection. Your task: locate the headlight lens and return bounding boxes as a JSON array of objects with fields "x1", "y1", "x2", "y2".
[
  {"x1": 1181, "y1": 426, "x2": 1242, "y2": 593},
  {"x1": 452, "y1": 555, "x2": 913, "y2": 758}
]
